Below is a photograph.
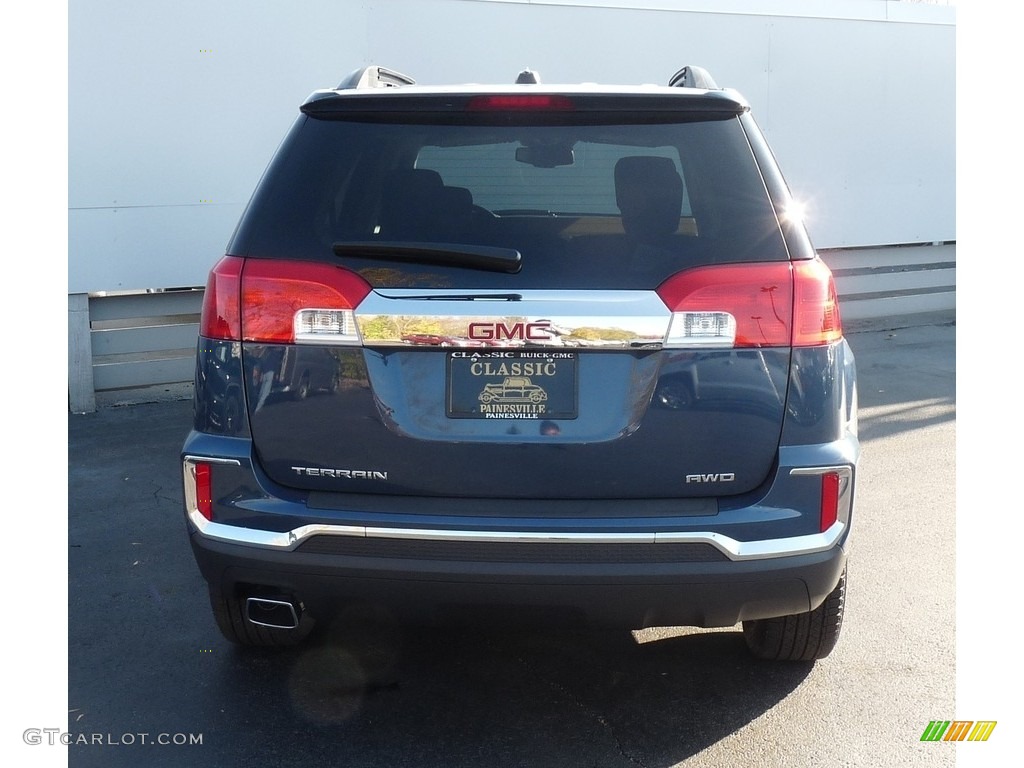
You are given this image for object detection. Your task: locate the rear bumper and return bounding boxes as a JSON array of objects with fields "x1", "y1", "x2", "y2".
[
  {"x1": 189, "y1": 527, "x2": 847, "y2": 628},
  {"x1": 182, "y1": 434, "x2": 856, "y2": 629}
]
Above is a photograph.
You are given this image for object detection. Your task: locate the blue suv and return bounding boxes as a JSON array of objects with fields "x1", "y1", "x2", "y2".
[{"x1": 182, "y1": 65, "x2": 858, "y2": 661}]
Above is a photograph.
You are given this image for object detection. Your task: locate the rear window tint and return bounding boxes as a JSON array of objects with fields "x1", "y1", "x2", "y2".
[
  {"x1": 229, "y1": 114, "x2": 788, "y2": 290},
  {"x1": 416, "y1": 143, "x2": 692, "y2": 217}
]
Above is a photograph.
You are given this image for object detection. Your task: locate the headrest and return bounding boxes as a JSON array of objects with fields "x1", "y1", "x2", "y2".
[
  {"x1": 380, "y1": 169, "x2": 446, "y2": 235},
  {"x1": 614, "y1": 156, "x2": 683, "y2": 239},
  {"x1": 440, "y1": 186, "x2": 473, "y2": 209},
  {"x1": 384, "y1": 168, "x2": 444, "y2": 196}
]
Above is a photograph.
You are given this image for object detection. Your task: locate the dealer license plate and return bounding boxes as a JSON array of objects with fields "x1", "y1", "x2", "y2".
[{"x1": 446, "y1": 351, "x2": 578, "y2": 420}]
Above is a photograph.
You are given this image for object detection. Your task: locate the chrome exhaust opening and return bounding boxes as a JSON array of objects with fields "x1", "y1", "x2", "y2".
[{"x1": 245, "y1": 597, "x2": 301, "y2": 629}]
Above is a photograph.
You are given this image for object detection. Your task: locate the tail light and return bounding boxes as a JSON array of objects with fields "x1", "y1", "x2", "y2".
[
  {"x1": 199, "y1": 257, "x2": 372, "y2": 344},
  {"x1": 792, "y1": 258, "x2": 843, "y2": 346},
  {"x1": 658, "y1": 263, "x2": 793, "y2": 347},
  {"x1": 200, "y1": 256, "x2": 244, "y2": 340},
  {"x1": 656, "y1": 258, "x2": 842, "y2": 348}
]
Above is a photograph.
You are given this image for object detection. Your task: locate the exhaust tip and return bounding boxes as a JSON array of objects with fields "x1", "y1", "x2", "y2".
[{"x1": 245, "y1": 597, "x2": 300, "y2": 629}]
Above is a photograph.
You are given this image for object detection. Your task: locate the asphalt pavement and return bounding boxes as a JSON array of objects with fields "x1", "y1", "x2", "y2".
[{"x1": 64, "y1": 312, "x2": 957, "y2": 768}]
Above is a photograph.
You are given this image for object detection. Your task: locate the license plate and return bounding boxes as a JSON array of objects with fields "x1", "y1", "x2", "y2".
[{"x1": 447, "y1": 351, "x2": 578, "y2": 420}]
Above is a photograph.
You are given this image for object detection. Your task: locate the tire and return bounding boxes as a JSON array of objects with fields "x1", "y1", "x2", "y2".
[
  {"x1": 742, "y1": 566, "x2": 846, "y2": 661},
  {"x1": 208, "y1": 584, "x2": 314, "y2": 647},
  {"x1": 293, "y1": 373, "x2": 311, "y2": 401},
  {"x1": 223, "y1": 391, "x2": 242, "y2": 434}
]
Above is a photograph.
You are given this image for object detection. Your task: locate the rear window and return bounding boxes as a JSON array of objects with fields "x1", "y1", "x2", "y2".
[
  {"x1": 229, "y1": 112, "x2": 788, "y2": 290},
  {"x1": 416, "y1": 143, "x2": 692, "y2": 217}
]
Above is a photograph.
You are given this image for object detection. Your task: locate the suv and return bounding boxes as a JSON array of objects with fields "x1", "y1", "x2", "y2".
[{"x1": 182, "y1": 65, "x2": 858, "y2": 661}]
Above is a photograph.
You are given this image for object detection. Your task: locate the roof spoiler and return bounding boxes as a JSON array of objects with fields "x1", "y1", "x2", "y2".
[
  {"x1": 668, "y1": 66, "x2": 719, "y2": 90},
  {"x1": 338, "y1": 65, "x2": 416, "y2": 90}
]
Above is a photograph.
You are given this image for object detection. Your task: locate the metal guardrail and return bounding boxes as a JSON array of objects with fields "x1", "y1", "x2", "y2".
[{"x1": 67, "y1": 245, "x2": 955, "y2": 412}]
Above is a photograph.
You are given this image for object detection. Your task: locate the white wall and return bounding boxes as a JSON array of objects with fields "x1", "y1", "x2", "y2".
[{"x1": 69, "y1": 0, "x2": 955, "y2": 293}]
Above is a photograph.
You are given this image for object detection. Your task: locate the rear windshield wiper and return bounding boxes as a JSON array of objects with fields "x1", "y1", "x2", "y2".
[{"x1": 332, "y1": 241, "x2": 522, "y2": 274}]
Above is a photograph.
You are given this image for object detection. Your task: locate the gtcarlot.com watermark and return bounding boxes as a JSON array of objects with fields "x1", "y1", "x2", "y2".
[{"x1": 23, "y1": 729, "x2": 203, "y2": 746}]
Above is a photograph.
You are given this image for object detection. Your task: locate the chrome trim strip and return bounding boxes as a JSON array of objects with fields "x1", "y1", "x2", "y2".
[
  {"x1": 366, "y1": 527, "x2": 653, "y2": 544},
  {"x1": 355, "y1": 289, "x2": 671, "y2": 348},
  {"x1": 185, "y1": 509, "x2": 846, "y2": 562},
  {"x1": 184, "y1": 455, "x2": 242, "y2": 466},
  {"x1": 654, "y1": 523, "x2": 845, "y2": 560},
  {"x1": 188, "y1": 509, "x2": 365, "y2": 548},
  {"x1": 788, "y1": 465, "x2": 853, "y2": 476}
]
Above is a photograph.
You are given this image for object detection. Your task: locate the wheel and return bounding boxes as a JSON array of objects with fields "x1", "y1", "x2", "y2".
[
  {"x1": 293, "y1": 372, "x2": 311, "y2": 401},
  {"x1": 208, "y1": 584, "x2": 314, "y2": 647},
  {"x1": 742, "y1": 566, "x2": 846, "y2": 661},
  {"x1": 223, "y1": 391, "x2": 242, "y2": 434}
]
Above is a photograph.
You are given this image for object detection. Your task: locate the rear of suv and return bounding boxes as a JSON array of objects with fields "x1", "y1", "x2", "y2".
[{"x1": 182, "y1": 65, "x2": 858, "y2": 661}]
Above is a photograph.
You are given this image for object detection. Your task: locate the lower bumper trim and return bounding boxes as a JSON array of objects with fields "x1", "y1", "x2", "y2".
[{"x1": 186, "y1": 506, "x2": 846, "y2": 563}]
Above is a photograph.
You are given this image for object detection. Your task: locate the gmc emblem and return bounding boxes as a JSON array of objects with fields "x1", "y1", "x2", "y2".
[{"x1": 468, "y1": 321, "x2": 553, "y2": 341}]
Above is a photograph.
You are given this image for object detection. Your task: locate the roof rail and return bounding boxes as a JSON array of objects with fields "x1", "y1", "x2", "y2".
[
  {"x1": 337, "y1": 65, "x2": 416, "y2": 90},
  {"x1": 668, "y1": 66, "x2": 718, "y2": 90}
]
